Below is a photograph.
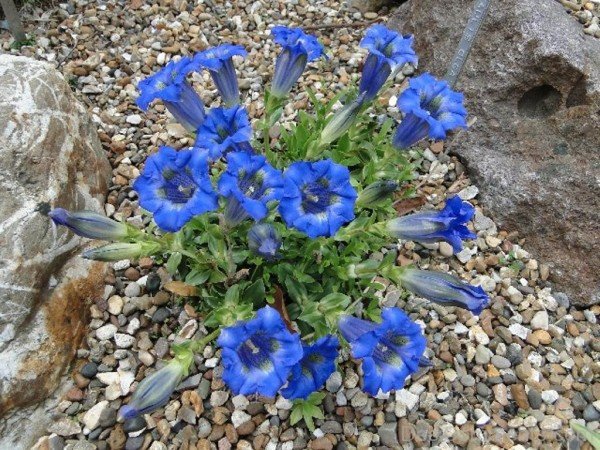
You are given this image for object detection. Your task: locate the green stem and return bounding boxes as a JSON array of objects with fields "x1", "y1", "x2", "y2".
[{"x1": 189, "y1": 329, "x2": 221, "y2": 352}]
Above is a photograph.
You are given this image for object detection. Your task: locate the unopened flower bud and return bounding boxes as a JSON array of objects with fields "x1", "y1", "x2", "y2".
[
  {"x1": 357, "y1": 181, "x2": 399, "y2": 207},
  {"x1": 49, "y1": 208, "x2": 129, "y2": 241}
]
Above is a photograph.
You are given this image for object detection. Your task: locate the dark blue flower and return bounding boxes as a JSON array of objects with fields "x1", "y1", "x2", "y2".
[
  {"x1": 359, "y1": 25, "x2": 417, "y2": 102},
  {"x1": 248, "y1": 223, "x2": 282, "y2": 260},
  {"x1": 279, "y1": 160, "x2": 357, "y2": 238},
  {"x1": 399, "y1": 268, "x2": 490, "y2": 315},
  {"x1": 393, "y1": 73, "x2": 468, "y2": 149},
  {"x1": 217, "y1": 306, "x2": 303, "y2": 397},
  {"x1": 194, "y1": 106, "x2": 252, "y2": 160},
  {"x1": 270, "y1": 26, "x2": 325, "y2": 98},
  {"x1": 191, "y1": 44, "x2": 247, "y2": 107},
  {"x1": 136, "y1": 58, "x2": 205, "y2": 132},
  {"x1": 281, "y1": 335, "x2": 339, "y2": 400},
  {"x1": 218, "y1": 151, "x2": 284, "y2": 226},
  {"x1": 133, "y1": 146, "x2": 218, "y2": 232},
  {"x1": 48, "y1": 208, "x2": 129, "y2": 241},
  {"x1": 339, "y1": 308, "x2": 426, "y2": 395},
  {"x1": 387, "y1": 196, "x2": 476, "y2": 253}
]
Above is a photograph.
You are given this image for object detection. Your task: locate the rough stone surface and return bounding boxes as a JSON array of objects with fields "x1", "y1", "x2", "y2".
[
  {"x1": 0, "y1": 55, "x2": 111, "y2": 448},
  {"x1": 348, "y1": 0, "x2": 406, "y2": 13},
  {"x1": 391, "y1": 0, "x2": 600, "y2": 306}
]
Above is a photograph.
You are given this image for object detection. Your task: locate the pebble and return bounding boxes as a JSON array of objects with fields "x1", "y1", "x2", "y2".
[
  {"x1": 96, "y1": 324, "x2": 118, "y2": 340},
  {"x1": 114, "y1": 333, "x2": 136, "y2": 348},
  {"x1": 82, "y1": 401, "x2": 109, "y2": 432},
  {"x1": 530, "y1": 310, "x2": 549, "y2": 330}
]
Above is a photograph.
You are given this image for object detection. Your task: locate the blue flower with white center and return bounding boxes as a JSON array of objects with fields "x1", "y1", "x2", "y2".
[
  {"x1": 399, "y1": 268, "x2": 490, "y2": 315},
  {"x1": 191, "y1": 44, "x2": 247, "y2": 107},
  {"x1": 133, "y1": 146, "x2": 218, "y2": 232},
  {"x1": 218, "y1": 151, "x2": 284, "y2": 226},
  {"x1": 194, "y1": 106, "x2": 253, "y2": 160},
  {"x1": 280, "y1": 335, "x2": 339, "y2": 400},
  {"x1": 359, "y1": 25, "x2": 418, "y2": 102},
  {"x1": 217, "y1": 306, "x2": 303, "y2": 397},
  {"x1": 48, "y1": 208, "x2": 130, "y2": 241},
  {"x1": 136, "y1": 57, "x2": 205, "y2": 132},
  {"x1": 278, "y1": 160, "x2": 357, "y2": 239},
  {"x1": 392, "y1": 73, "x2": 468, "y2": 149},
  {"x1": 387, "y1": 196, "x2": 476, "y2": 253},
  {"x1": 270, "y1": 26, "x2": 325, "y2": 98},
  {"x1": 248, "y1": 223, "x2": 282, "y2": 260},
  {"x1": 339, "y1": 308, "x2": 426, "y2": 395}
]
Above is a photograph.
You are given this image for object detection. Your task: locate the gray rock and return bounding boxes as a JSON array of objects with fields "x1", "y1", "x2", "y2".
[
  {"x1": 583, "y1": 404, "x2": 600, "y2": 421},
  {"x1": 391, "y1": 0, "x2": 600, "y2": 306},
  {"x1": 378, "y1": 422, "x2": 399, "y2": 447}
]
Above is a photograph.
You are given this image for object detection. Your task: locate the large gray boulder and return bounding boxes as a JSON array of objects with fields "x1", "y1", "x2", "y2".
[
  {"x1": 0, "y1": 55, "x2": 111, "y2": 447},
  {"x1": 391, "y1": 0, "x2": 600, "y2": 307}
]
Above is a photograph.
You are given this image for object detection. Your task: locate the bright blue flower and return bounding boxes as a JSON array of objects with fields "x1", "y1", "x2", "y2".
[
  {"x1": 217, "y1": 306, "x2": 303, "y2": 397},
  {"x1": 399, "y1": 268, "x2": 490, "y2": 315},
  {"x1": 191, "y1": 44, "x2": 247, "y2": 107},
  {"x1": 393, "y1": 73, "x2": 468, "y2": 149},
  {"x1": 270, "y1": 26, "x2": 325, "y2": 98},
  {"x1": 218, "y1": 151, "x2": 284, "y2": 226},
  {"x1": 281, "y1": 335, "x2": 339, "y2": 400},
  {"x1": 133, "y1": 146, "x2": 218, "y2": 232},
  {"x1": 359, "y1": 25, "x2": 417, "y2": 102},
  {"x1": 279, "y1": 160, "x2": 357, "y2": 239},
  {"x1": 248, "y1": 223, "x2": 282, "y2": 260},
  {"x1": 339, "y1": 308, "x2": 426, "y2": 395},
  {"x1": 194, "y1": 106, "x2": 252, "y2": 160},
  {"x1": 136, "y1": 58, "x2": 205, "y2": 132},
  {"x1": 387, "y1": 196, "x2": 476, "y2": 253},
  {"x1": 48, "y1": 208, "x2": 129, "y2": 241}
]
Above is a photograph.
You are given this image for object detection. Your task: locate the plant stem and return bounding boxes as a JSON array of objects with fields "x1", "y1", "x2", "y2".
[{"x1": 190, "y1": 328, "x2": 221, "y2": 352}]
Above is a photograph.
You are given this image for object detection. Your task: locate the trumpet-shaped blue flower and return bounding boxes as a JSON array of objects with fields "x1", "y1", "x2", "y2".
[
  {"x1": 270, "y1": 26, "x2": 325, "y2": 98},
  {"x1": 136, "y1": 58, "x2": 205, "y2": 132},
  {"x1": 218, "y1": 151, "x2": 284, "y2": 226},
  {"x1": 359, "y1": 25, "x2": 417, "y2": 102},
  {"x1": 133, "y1": 146, "x2": 218, "y2": 232},
  {"x1": 48, "y1": 208, "x2": 129, "y2": 241},
  {"x1": 279, "y1": 160, "x2": 357, "y2": 238},
  {"x1": 194, "y1": 106, "x2": 252, "y2": 160},
  {"x1": 281, "y1": 335, "x2": 339, "y2": 400},
  {"x1": 387, "y1": 196, "x2": 476, "y2": 253},
  {"x1": 339, "y1": 308, "x2": 426, "y2": 395},
  {"x1": 217, "y1": 306, "x2": 303, "y2": 397},
  {"x1": 399, "y1": 268, "x2": 490, "y2": 315},
  {"x1": 392, "y1": 73, "x2": 467, "y2": 149},
  {"x1": 191, "y1": 44, "x2": 247, "y2": 107},
  {"x1": 248, "y1": 223, "x2": 282, "y2": 260}
]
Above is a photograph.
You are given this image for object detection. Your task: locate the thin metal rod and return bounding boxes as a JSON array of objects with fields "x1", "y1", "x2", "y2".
[
  {"x1": 0, "y1": 0, "x2": 26, "y2": 42},
  {"x1": 444, "y1": 0, "x2": 492, "y2": 88}
]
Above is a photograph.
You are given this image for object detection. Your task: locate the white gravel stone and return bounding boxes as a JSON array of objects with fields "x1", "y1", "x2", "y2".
[
  {"x1": 107, "y1": 295, "x2": 124, "y2": 315},
  {"x1": 540, "y1": 416, "x2": 562, "y2": 430},
  {"x1": 531, "y1": 310, "x2": 549, "y2": 330},
  {"x1": 509, "y1": 323, "x2": 530, "y2": 340},
  {"x1": 97, "y1": 372, "x2": 119, "y2": 385},
  {"x1": 395, "y1": 389, "x2": 419, "y2": 411},
  {"x1": 231, "y1": 410, "x2": 251, "y2": 428},
  {"x1": 541, "y1": 390, "x2": 559, "y2": 404},
  {"x1": 126, "y1": 114, "x2": 142, "y2": 125},
  {"x1": 82, "y1": 400, "x2": 109, "y2": 432},
  {"x1": 232, "y1": 395, "x2": 249, "y2": 410},
  {"x1": 275, "y1": 396, "x2": 293, "y2": 410},
  {"x1": 114, "y1": 333, "x2": 136, "y2": 348},
  {"x1": 95, "y1": 324, "x2": 117, "y2": 340}
]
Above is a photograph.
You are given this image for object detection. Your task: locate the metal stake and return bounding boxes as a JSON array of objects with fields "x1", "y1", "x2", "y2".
[{"x1": 0, "y1": 0, "x2": 26, "y2": 42}]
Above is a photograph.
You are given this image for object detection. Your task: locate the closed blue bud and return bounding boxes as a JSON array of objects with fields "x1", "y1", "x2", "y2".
[
  {"x1": 48, "y1": 208, "x2": 129, "y2": 241},
  {"x1": 194, "y1": 106, "x2": 253, "y2": 161},
  {"x1": 387, "y1": 196, "x2": 476, "y2": 253},
  {"x1": 399, "y1": 268, "x2": 490, "y2": 315},
  {"x1": 281, "y1": 335, "x2": 339, "y2": 400},
  {"x1": 319, "y1": 93, "x2": 367, "y2": 146},
  {"x1": 136, "y1": 58, "x2": 205, "y2": 132},
  {"x1": 248, "y1": 223, "x2": 282, "y2": 261},
  {"x1": 356, "y1": 180, "x2": 399, "y2": 207},
  {"x1": 270, "y1": 26, "x2": 325, "y2": 98},
  {"x1": 392, "y1": 73, "x2": 467, "y2": 149},
  {"x1": 217, "y1": 306, "x2": 303, "y2": 397},
  {"x1": 339, "y1": 308, "x2": 426, "y2": 395},
  {"x1": 191, "y1": 44, "x2": 247, "y2": 107}
]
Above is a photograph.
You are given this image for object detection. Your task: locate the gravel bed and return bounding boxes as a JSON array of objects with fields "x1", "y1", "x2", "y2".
[
  {"x1": 558, "y1": 0, "x2": 600, "y2": 37},
  {"x1": 2, "y1": 1, "x2": 599, "y2": 449}
]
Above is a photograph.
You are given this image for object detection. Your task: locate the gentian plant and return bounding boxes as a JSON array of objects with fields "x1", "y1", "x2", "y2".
[{"x1": 49, "y1": 24, "x2": 488, "y2": 427}]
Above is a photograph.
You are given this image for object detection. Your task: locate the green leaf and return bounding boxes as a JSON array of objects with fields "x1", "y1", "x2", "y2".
[
  {"x1": 571, "y1": 421, "x2": 600, "y2": 449},
  {"x1": 290, "y1": 405, "x2": 303, "y2": 426},
  {"x1": 166, "y1": 252, "x2": 182, "y2": 275},
  {"x1": 224, "y1": 284, "x2": 241, "y2": 304},
  {"x1": 185, "y1": 269, "x2": 210, "y2": 286},
  {"x1": 244, "y1": 279, "x2": 266, "y2": 306}
]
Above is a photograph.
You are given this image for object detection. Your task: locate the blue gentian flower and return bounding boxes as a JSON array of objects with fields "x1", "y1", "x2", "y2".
[
  {"x1": 359, "y1": 25, "x2": 418, "y2": 102},
  {"x1": 217, "y1": 306, "x2": 303, "y2": 397},
  {"x1": 339, "y1": 308, "x2": 426, "y2": 395},
  {"x1": 279, "y1": 160, "x2": 357, "y2": 238},
  {"x1": 270, "y1": 26, "x2": 325, "y2": 98},
  {"x1": 387, "y1": 196, "x2": 476, "y2": 253},
  {"x1": 218, "y1": 152, "x2": 284, "y2": 226},
  {"x1": 136, "y1": 58, "x2": 205, "y2": 132},
  {"x1": 393, "y1": 73, "x2": 467, "y2": 149},
  {"x1": 281, "y1": 335, "x2": 339, "y2": 400},
  {"x1": 248, "y1": 223, "x2": 282, "y2": 260},
  {"x1": 399, "y1": 268, "x2": 490, "y2": 315},
  {"x1": 194, "y1": 106, "x2": 252, "y2": 160},
  {"x1": 48, "y1": 209, "x2": 129, "y2": 241},
  {"x1": 191, "y1": 44, "x2": 247, "y2": 107},
  {"x1": 133, "y1": 146, "x2": 218, "y2": 232}
]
